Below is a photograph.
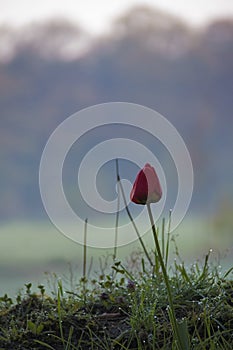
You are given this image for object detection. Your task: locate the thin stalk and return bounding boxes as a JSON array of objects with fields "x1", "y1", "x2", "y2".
[
  {"x1": 161, "y1": 217, "x2": 165, "y2": 259},
  {"x1": 82, "y1": 218, "x2": 88, "y2": 305},
  {"x1": 83, "y1": 218, "x2": 88, "y2": 279},
  {"x1": 146, "y1": 203, "x2": 184, "y2": 350},
  {"x1": 87, "y1": 256, "x2": 93, "y2": 278},
  {"x1": 165, "y1": 209, "x2": 172, "y2": 269},
  {"x1": 116, "y1": 163, "x2": 153, "y2": 267},
  {"x1": 57, "y1": 280, "x2": 64, "y2": 347},
  {"x1": 113, "y1": 159, "x2": 120, "y2": 260}
]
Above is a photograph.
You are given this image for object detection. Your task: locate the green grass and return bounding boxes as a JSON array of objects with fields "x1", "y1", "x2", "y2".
[
  {"x1": 0, "y1": 209, "x2": 232, "y2": 349},
  {"x1": 0, "y1": 229, "x2": 232, "y2": 349}
]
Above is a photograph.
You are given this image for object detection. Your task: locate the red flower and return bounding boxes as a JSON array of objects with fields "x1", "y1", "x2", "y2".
[{"x1": 130, "y1": 163, "x2": 162, "y2": 205}]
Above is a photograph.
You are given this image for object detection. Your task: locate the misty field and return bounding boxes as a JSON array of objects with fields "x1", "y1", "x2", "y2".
[{"x1": 0, "y1": 217, "x2": 232, "y2": 297}]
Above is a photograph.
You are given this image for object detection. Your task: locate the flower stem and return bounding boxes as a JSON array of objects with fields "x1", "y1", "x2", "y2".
[
  {"x1": 113, "y1": 159, "x2": 120, "y2": 260},
  {"x1": 146, "y1": 203, "x2": 184, "y2": 350},
  {"x1": 116, "y1": 160, "x2": 153, "y2": 267}
]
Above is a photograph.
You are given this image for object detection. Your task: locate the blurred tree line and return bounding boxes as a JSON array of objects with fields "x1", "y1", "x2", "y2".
[{"x1": 0, "y1": 6, "x2": 233, "y2": 221}]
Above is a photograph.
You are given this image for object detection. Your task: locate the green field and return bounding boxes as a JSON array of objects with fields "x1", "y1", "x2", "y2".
[{"x1": 0, "y1": 217, "x2": 232, "y2": 297}]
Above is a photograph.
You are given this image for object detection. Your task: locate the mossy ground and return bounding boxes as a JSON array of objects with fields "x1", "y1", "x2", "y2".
[{"x1": 0, "y1": 253, "x2": 232, "y2": 350}]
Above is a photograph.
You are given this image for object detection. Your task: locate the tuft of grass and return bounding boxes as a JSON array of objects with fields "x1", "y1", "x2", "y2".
[{"x1": 0, "y1": 246, "x2": 232, "y2": 349}]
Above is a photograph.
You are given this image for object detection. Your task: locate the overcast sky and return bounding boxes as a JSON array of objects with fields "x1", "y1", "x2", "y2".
[{"x1": 1, "y1": 0, "x2": 233, "y2": 35}]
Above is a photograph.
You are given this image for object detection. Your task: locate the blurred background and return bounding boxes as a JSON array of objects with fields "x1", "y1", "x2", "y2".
[{"x1": 0, "y1": 0, "x2": 233, "y2": 296}]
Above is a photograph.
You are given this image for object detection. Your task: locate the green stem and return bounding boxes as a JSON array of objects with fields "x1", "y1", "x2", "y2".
[
  {"x1": 113, "y1": 159, "x2": 120, "y2": 260},
  {"x1": 146, "y1": 203, "x2": 184, "y2": 350},
  {"x1": 83, "y1": 218, "x2": 88, "y2": 279},
  {"x1": 117, "y1": 174, "x2": 153, "y2": 267},
  {"x1": 165, "y1": 209, "x2": 172, "y2": 269},
  {"x1": 82, "y1": 218, "x2": 88, "y2": 305}
]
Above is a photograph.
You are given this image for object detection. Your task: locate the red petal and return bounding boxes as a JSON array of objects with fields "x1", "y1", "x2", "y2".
[
  {"x1": 130, "y1": 163, "x2": 162, "y2": 205},
  {"x1": 130, "y1": 168, "x2": 148, "y2": 204}
]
